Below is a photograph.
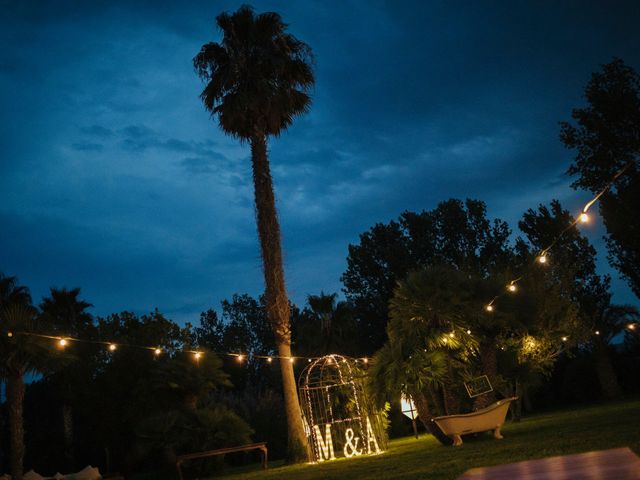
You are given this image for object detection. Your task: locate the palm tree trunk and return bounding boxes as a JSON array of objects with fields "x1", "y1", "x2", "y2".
[
  {"x1": 412, "y1": 392, "x2": 452, "y2": 445},
  {"x1": 594, "y1": 340, "x2": 622, "y2": 400},
  {"x1": 62, "y1": 403, "x2": 75, "y2": 470},
  {"x1": 473, "y1": 341, "x2": 497, "y2": 409},
  {"x1": 7, "y1": 367, "x2": 25, "y2": 480},
  {"x1": 250, "y1": 133, "x2": 308, "y2": 462}
]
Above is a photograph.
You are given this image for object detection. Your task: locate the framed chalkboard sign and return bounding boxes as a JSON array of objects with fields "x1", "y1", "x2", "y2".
[{"x1": 464, "y1": 375, "x2": 493, "y2": 398}]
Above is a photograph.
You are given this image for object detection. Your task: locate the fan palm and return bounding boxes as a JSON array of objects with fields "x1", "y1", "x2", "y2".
[
  {"x1": 0, "y1": 275, "x2": 53, "y2": 480},
  {"x1": 193, "y1": 5, "x2": 314, "y2": 460}
]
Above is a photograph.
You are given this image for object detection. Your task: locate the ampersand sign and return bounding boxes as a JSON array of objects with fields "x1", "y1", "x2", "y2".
[{"x1": 343, "y1": 428, "x2": 363, "y2": 457}]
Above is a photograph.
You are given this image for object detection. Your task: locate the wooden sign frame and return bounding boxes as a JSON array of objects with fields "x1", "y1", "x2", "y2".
[{"x1": 464, "y1": 375, "x2": 493, "y2": 398}]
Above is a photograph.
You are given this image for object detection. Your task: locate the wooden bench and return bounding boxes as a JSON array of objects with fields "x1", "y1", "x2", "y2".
[{"x1": 175, "y1": 442, "x2": 268, "y2": 480}]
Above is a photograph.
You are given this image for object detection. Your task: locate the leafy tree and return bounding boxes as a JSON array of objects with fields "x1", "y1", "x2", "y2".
[
  {"x1": 194, "y1": 5, "x2": 314, "y2": 460},
  {"x1": 560, "y1": 58, "x2": 640, "y2": 298},
  {"x1": 295, "y1": 292, "x2": 359, "y2": 357},
  {"x1": 342, "y1": 199, "x2": 512, "y2": 351}
]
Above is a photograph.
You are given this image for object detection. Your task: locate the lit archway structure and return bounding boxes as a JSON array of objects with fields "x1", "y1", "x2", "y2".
[{"x1": 298, "y1": 354, "x2": 387, "y2": 462}]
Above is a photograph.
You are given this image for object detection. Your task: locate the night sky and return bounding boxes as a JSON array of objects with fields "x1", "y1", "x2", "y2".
[{"x1": 1, "y1": 1, "x2": 639, "y2": 323}]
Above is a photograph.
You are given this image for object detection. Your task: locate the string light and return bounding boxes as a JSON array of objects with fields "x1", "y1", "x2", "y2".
[
  {"x1": 59, "y1": 338, "x2": 67, "y2": 348},
  {"x1": 363, "y1": 358, "x2": 368, "y2": 364},
  {"x1": 595, "y1": 331, "x2": 600, "y2": 335},
  {"x1": 579, "y1": 212, "x2": 589, "y2": 223},
  {"x1": 237, "y1": 354, "x2": 245, "y2": 363},
  {"x1": 154, "y1": 347, "x2": 162, "y2": 356},
  {"x1": 537, "y1": 253, "x2": 548, "y2": 264},
  {"x1": 267, "y1": 356, "x2": 272, "y2": 363},
  {"x1": 7, "y1": 331, "x2": 13, "y2": 338},
  {"x1": 629, "y1": 324, "x2": 636, "y2": 331},
  {"x1": 507, "y1": 283, "x2": 517, "y2": 293},
  {"x1": 561, "y1": 336, "x2": 568, "y2": 342},
  {"x1": 466, "y1": 329, "x2": 471, "y2": 335},
  {"x1": 108, "y1": 343, "x2": 117, "y2": 352},
  {"x1": 194, "y1": 351, "x2": 202, "y2": 360},
  {"x1": 449, "y1": 332, "x2": 455, "y2": 338},
  {"x1": 307, "y1": 358, "x2": 312, "y2": 363},
  {"x1": 485, "y1": 304, "x2": 494, "y2": 312},
  {"x1": 289, "y1": 357, "x2": 295, "y2": 364}
]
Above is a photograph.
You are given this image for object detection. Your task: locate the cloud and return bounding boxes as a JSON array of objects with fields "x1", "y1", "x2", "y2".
[{"x1": 72, "y1": 142, "x2": 104, "y2": 152}]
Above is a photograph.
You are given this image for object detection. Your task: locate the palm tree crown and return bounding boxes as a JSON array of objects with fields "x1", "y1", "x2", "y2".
[{"x1": 193, "y1": 4, "x2": 314, "y2": 139}]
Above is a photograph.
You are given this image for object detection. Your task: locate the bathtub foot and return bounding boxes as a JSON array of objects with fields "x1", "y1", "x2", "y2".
[
  {"x1": 493, "y1": 427, "x2": 503, "y2": 440},
  {"x1": 452, "y1": 434, "x2": 463, "y2": 446}
]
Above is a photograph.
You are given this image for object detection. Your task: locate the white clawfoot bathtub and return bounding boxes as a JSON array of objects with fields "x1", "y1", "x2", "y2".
[{"x1": 432, "y1": 397, "x2": 517, "y2": 446}]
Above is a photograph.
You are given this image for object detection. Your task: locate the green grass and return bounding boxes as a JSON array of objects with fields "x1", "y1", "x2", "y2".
[{"x1": 213, "y1": 400, "x2": 640, "y2": 480}]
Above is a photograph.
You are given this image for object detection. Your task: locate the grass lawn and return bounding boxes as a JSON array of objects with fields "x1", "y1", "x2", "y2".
[{"x1": 213, "y1": 400, "x2": 640, "y2": 480}]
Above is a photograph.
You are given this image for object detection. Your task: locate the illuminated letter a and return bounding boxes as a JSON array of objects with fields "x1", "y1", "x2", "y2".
[
  {"x1": 313, "y1": 424, "x2": 335, "y2": 461},
  {"x1": 365, "y1": 417, "x2": 381, "y2": 454}
]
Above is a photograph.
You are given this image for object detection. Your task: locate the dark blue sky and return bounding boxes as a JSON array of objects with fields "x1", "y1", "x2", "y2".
[{"x1": 1, "y1": 0, "x2": 639, "y2": 323}]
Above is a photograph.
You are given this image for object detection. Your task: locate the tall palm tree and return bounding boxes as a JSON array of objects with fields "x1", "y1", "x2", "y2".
[
  {"x1": 0, "y1": 274, "x2": 51, "y2": 480},
  {"x1": 40, "y1": 287, "x2": 94, "y2": 471},
  {"x1": 193, "y1": 5, "x2": 314, "y2": 460}
]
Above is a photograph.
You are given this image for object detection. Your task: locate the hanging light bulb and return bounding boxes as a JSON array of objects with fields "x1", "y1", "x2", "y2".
[
  {"x1": 307, "y1": 358, "x2": 312, "y2": 363},
  {"x1": 266, "y1": 356, "x2": 272, "y2": 363},
  {"x1": 485, "y1": 304, "x2": 494, "y2": 312},
  {"x1": 561, "y1": 336, "x2": 568, "y2": 342},
  {"x1": 594, "y1": 331, "x2": 600, "y2": 336},
  {"x1": 154, "y1": 347, "x2": 162, "y2": 356},
  {"x1": 108, "y1": 343, "x2": 117, "y2": 352},
  {"x1": 579, "y1": 212, "x2": 589, "y2": 223},
  {"x1": 237, "y1": 354, "x2": 245, "y2": 363},
  {"x1": 538, "y1": 254, "x2": 548, "y2": 264},
  {"x1": 194, "y1": 351, "x2": 202, "y2": 360},
  {"x1": 7, "y1": 331, "x2": 13, "y2": 338},
  {"x1": 58, "y1": 338, "x2": 67, "y2": 347},
  {"x1": 628, "y1": 324, "x2": 636, "y2": 331},
  {"x1": 363, "y1": 358, "x2": 368, "y2": 364},
  {"x1": 507, "y1": 283, "x2": 517, "y2": 293},
  {"x1": 449, "y1": 332, "x2": 455, "y2": 338},
  {"x1": 289, "y1": 357, "x2": 295, "y2": 364},
  {"x1": 466, "y1": 329, "x2": 471, "y2": 335}
]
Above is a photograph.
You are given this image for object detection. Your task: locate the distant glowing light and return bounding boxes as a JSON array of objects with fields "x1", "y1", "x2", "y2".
[
  {"x1": 561, "y1": 336, "x2": 568, "y2": 342},
  {"x1": 507, "y1": 283, "x2": 517, "y2": 293},
  {"x1": 485, "y1": 304, "x2": 494, "y2": 312},
  {"x1": 466, "y1": 329, "x2": 471, "y2": 335},
  {"x1": 7, "y1": 331, "x2": 13, "y2": 338},
  {"x1": 449, "y1": 332, "x2": 455, "y2": 338},
  {"x1": 59, "y1": 338, "x2": 67, "y2": 347},
  {"x1": 154, "y1": 348, "x2": 162, "y2": 356},
  {"x1": 579, "y1": 213, "x2": 589, "y2": 223},
  {"x1": 108, "y1": 343, "x2": 117, "y2": 352},
  {"x1": 237, "y1": 354, "x2": 244, "y2": 363},
  {"x1": 289, "y1": 357, "x2": 295, "y2": 363},
  {"x1": 538, "y1": 254, "x2": 548, "y2": 264},
  {"x1": 629, "y1": 324, "x2": 636, "y2": 331},
  {"x1": 363, "y1": 358, "x2": 368, "y2": 364},
  {"x1": 194, "y1": 351, "x2": 202, "y2": 360},
  {"x1": 307, "y1": 358, "x2": 312, "y2": 363},
  {"x1": 267, "y1": 356, "x2": 273, "y2": 363},
  {"x1": 595, "y1": 331, "x2": 600, "y2": 335}
]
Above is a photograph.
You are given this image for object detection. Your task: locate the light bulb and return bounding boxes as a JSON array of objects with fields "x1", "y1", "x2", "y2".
[
  {"x1": 237, "y1": 354, "x2": 244, "y2": 362},
  {"x1": 508, "y1": 284, "x2": 517, "y2": 293},
  {"x1": 154, "y1": 348, "x2": 162, "y2": 356},
  {"x1": 629, "y1": 324, "x2": 636, "y2": 331},
  {"x1": 561, "y1": 336, "x2": 568, "y2": 342},
  {"x1": 485, "y1": 304, "x2": 494, "y2": 312},
  {"x1": 466, "y1": 329, "x2": 471, "y2": 335},
  {"x1": 594, "y1": 331, "x2": 600, "y2": 335},
  {"x1": 449, "y1": 332, "x2": 455, "y2": 338},
  {"x1": 363, "y1": 358, "x2": 368, "y2": 364},
  {"x1": 289, "y1": 357, "x2": 295, "y2": 363},
  {"x1": 59, "y1": 338, "x2": 67, "y2": 347},
  {"x1": 579, "y1": 213, "x2": 589, "y2": 223},
  {"x1": 108, "y1": 344, "x2": 117, "y2": 352},
  {"x1": 194, "y1": 351, "x2": 202, "y2": 360},
  {"x1": 7, "y1": 331, "x2": 13, "y2": 338},
  {"x1": 538, "y1": 254, "x2": 547, "y2": 264},
  {"x1": 267, "y1": 356, "x2": 272, "y2": 363}
]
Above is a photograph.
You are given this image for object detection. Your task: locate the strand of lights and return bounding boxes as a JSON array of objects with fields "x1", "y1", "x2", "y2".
[
  {"x1": 483, "y1": 162, "x2": 634, "y2": 315},
  {"x1": 4, "y1": 330, "x2": 371, "y2": 365}
]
